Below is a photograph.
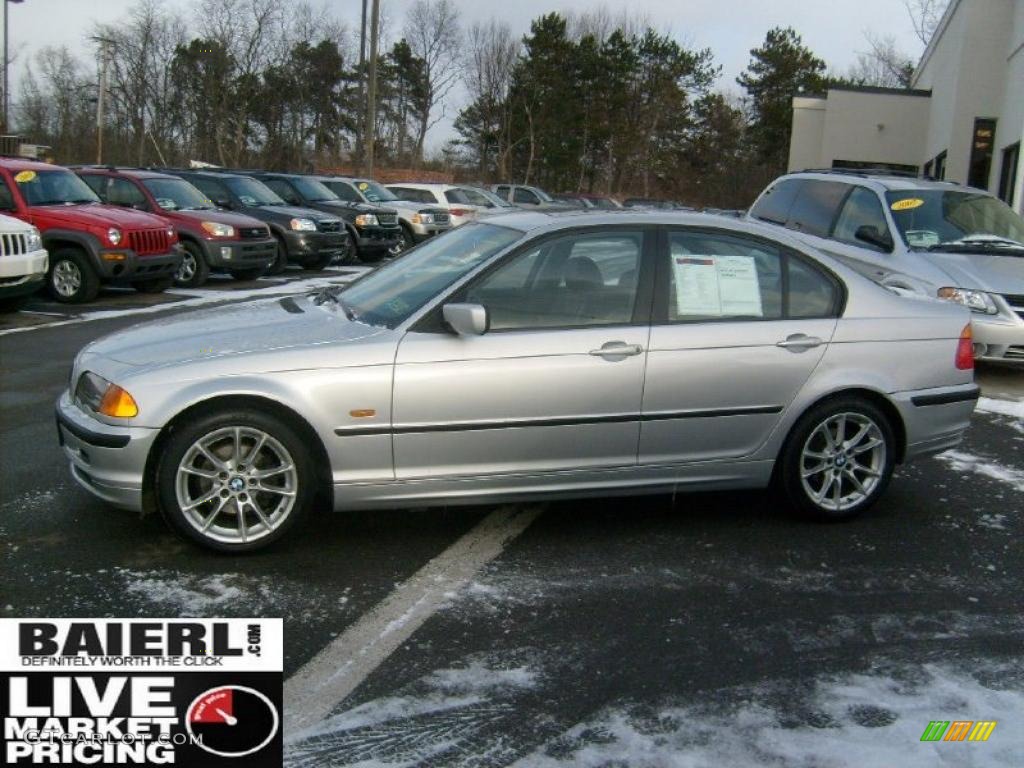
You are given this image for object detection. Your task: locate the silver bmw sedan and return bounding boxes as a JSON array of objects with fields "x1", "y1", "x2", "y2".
[{"x1": 56, "y1": 211, "x2": 980, "y2": 552}]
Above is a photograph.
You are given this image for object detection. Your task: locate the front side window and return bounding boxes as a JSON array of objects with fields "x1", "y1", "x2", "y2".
[
  {"x1": 262, "y1": 179, "x2": 301, "y2": 205},
  {"x1": 465, "y1": 230, "x2": 643, "y2": 331},
  {"x1": 292, "y1": 177, "x2": 338, "y2": 202},
  {"x1": 14, "y1": 169, "x2": 99, "y2": 206},
  {"x1": 342, "y1": 223, "x2": 523, "y2": 329},
  {"x1": 444, "y1": 189, "x2": 471, "y2": 205},
  {"x1": 190, "y1": 177, "x2": 230, "y2": 204},
  {"x1": 107, "y1": 178, "x2": 148, "y2": 208},
  {"x1": 513, "y1": 187, "x2": 540, "y2": 205},
  {"x1": 79, "y1": 175, "x2": 108, "y2": 198},
  {"x1": 665, "y1": 230, "x2": 839, "y2": 322},
  {"x1": 323, "y1": 181, "x2": 361, "y2": 202},
  {"x1": 885, "y1": 190, "x2": 1024, "y2": 249},
  {"x1": 833, "y1": 186, "x2": 892, "y2": 251}
]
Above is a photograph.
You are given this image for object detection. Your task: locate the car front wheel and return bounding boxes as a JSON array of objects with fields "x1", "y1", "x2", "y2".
[
  {"x1": 157, "y1": 409, "x2": 315, "y2": 553},
  {"x1": 778, "y1": 397, "x2": 895, "y2": 521},
  {"x1": 48, "y1": 248, "x2": 100, "y2": 304},
  {"x1": 174, "y1": 242, "x2": 210, "y2": 288}
]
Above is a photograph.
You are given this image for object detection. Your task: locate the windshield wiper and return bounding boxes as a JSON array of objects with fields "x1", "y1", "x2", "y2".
[
  {"x1": 311, "y1": 286, "x2": 358, "y2": 321},
  {"x1": 929, "y1": 234, "x2": 1024, "y2": 251}
]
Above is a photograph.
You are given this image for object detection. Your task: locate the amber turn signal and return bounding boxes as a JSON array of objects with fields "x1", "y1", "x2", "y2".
[{"x1": 98, "y1": 384, "x2": 139, "y2": 418}]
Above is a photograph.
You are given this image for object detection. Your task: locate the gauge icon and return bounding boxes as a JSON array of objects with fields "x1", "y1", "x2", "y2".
[{"x1": 186, "y1": 685, "x2": 279, "y2": 758}]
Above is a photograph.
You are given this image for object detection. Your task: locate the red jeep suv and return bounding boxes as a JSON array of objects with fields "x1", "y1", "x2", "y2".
[
  {"x1": 0, "y1": 159, "x2": 182, "y2": 303},
  {"x1": 74, "y1": 167, "x2": 276, "y2": 287}
]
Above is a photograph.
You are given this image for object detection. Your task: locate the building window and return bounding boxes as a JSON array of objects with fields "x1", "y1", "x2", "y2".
[
  {"x1": 967, "y1": 118, "x2": 996, "y2": 189},
  {"x1": 998, "y1": 142, "x2": 1019, "y2": 209},
  {"x1": 933, "y1": 151, "x2": 947, "y2": 181},
  {"x1": 923, "y1": 159, "x2": 933, "y2": 178}
]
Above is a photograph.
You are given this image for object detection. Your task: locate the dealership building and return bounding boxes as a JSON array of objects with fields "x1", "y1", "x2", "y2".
[{"x1": 788, "y1": 0, "x2": 1023, "y2": 212}]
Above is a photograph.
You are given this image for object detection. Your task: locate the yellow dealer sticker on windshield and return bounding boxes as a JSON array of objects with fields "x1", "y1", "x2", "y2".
[
  {"x1": 358, "y1": 182, "x2": 369, "y2": 191},
  {"x1": 14, "y1": 170, "x2": 36, "y2": 183},
  {"x1": 890, "y1": 197, "x2": 924, "y2": 211}
]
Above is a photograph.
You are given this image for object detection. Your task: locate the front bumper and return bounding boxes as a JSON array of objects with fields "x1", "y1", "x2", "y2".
[
  {"x1": 354, "y1": 225, "x2": 402, "y2": 253},
  {"x1": 0, "y1": 247, "x2": 47, "y2": 298},
  {"x1": 971, "y1": 312, "x2": 1024, "y2": 363},
  {"x1": 55, "y1": 391, "x2": 157, "y2": 512},
  {"x1": 891, "y1": 383, "x2": 980, "y2": 462},
  {"x1": 409, "y1": 223, "x2": 452, "y2": 242},
  {"x1": 97, "y1": 246, "x2": 183, "y2": 283},
  {"x1": 200, "y1": 237, "x2": 277, "y2": 269},
  {"x1": 282, "y1": 230, "x2": 351, "y2": 262}
]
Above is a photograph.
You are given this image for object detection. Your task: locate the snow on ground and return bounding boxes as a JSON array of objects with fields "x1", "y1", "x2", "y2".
[
  {"x1": 515, "y1": 662, "x2": 1024, "y2": 768},
  {"x1": 976, "y1": 397, "x2": 1024, "y2": 420},
  {"x1": 937, "y1": 451, "x2": 1024, "y2": 493}
]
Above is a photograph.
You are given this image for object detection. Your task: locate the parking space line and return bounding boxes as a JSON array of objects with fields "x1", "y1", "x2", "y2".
[{"x1": 283, "y1": 505, "x2": 543, "y2": 736}]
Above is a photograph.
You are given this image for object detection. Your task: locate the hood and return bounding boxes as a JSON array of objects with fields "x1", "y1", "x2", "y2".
[
  {"x1": 83, "y1": 295, "x2": 389, "y2": 371},
  {"x1": 170, "y1": 208, "x2": 267, "y2": 228},
  {"x1": 35, "y1": 203, "x2": 170, "y2": 229},
  {"x1": 252, "y1": 204, "x2": 340, "y2": 221},
  {"x1": 925, "y1": 250, "x2": 1024, "y2": 294},
  {"x1": 317, "y1": 199, "x2": 396, "y2": 216}
]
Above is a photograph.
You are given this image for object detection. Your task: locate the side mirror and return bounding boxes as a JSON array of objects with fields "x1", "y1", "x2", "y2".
[
  {"x1": 215, "y1": 198, "x2": 232, "y2": 209},
  {"x1": 443, "y1": 303, "x2": 488, "y2": 336},
  {"x1": 854, "y1": 224, "x2": 893, "y2": 251}
]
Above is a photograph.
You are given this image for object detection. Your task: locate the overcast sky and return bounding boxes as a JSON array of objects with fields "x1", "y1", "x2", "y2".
[{"x1": 4, "y1": 0, "x2": 927, "y2": 151}]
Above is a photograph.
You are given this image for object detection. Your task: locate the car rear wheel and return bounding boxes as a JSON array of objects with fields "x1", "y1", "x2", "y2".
[
  {"x1": 266, "y1": 236, "x2": 289, "y2": 275},
  {"x1": 156, "y1": 409, "x2": 315, "y2": 553},
  {"x1": 230, "y1": 267, "x2": 265, "y2": 281},
  {"x1": 48, "y1": 248, "x2": 100, "y2": 304},
  {"x1": 174, "y1": 241, "x2": 210, "y2": 288},
  {"x1": 777, "y1": 397, "x2": 895, "y2": 521}
]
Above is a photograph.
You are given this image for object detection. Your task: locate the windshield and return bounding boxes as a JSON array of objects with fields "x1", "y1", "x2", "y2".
[
  {"x1": 14, "y1": 169, "x2": 100, "y2": 206},
  {"x1": 459, "y1": 186, "x2": 513, "y2": 208},
  {"x1": 886, "y1": 190, "x2": 1024, "y2": 249},
  {"x1": 341, "y1": 223, "x2": 523, "y2": 328},
  {"x1": 224, "y1": 176, "x2": 285, "y2": 206},
  {"x1": 293, "y1": 177, "x2": 338, "y2": 202},
  {"x1": 589, "y1": 197, "x2": 620, "y2": 210},
  {"x1": 142, "y1": 178, "x2": 214, "y2": 211},
  {"x1": 354, "y1": 180, "x2": 398, "y2": 203}
]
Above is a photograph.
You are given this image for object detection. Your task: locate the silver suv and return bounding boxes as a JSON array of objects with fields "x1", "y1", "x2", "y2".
[{"x1": 748, "y1": 170, "x2": 1024, "y2": 362}]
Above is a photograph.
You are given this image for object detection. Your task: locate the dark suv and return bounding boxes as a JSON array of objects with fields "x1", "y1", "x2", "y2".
[
  {"x1": 164, "y1": 170, "x2": 350, "y2": 273},
  {"x1": 74, "y1": 167, "x2": 276, "y2": 287},
  {"x1": 0, "y1": 158, "x2": 181, "y2": 303},
  {"x1": 239, "y1": 172, "x2": 401, "y2": 262}
]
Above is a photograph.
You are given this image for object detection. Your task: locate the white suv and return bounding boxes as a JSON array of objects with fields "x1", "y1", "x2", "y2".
[
  {"x1": 385, "y1": 183, "x2": 484, "y2": 227},
  {"x1": 0, "y1": 212, "x2": 46, "y2": 310}
]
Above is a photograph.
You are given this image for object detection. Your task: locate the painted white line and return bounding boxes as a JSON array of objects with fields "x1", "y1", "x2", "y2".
[
  {"x1": 283, "y1": 505, "x2": 542, "y2": 737},
  {"x1": 0, "y1": 270, "x2": 370, "y2": 337}
]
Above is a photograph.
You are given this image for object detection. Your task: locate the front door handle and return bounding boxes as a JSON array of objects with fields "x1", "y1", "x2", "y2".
[
  {"x1": 776, "y1": 333, "x2": 823, "y2": 351},
  {"x1": 589, "y1": 341, "x2": 643, "y2": 358}
]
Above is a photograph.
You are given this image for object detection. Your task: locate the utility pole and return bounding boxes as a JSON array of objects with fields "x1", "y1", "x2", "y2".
[
  {"x1": 363, "y1": 0, "x2": 380, "y2": 176},
  {"x1": 355, "y1": 0, "x2": 367, "y2": 170},
  {"x1": 2, "y1": 0, "x2": 9, "y2": 133},
  {"x1": 95, "y1": 40, "x2": 109, "y2": 164}
]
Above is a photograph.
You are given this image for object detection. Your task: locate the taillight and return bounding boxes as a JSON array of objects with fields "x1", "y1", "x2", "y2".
[
  {"x1": 448, "y1": 208, "x2": 472, "y2": 217},
  {"x1": 955, "y1": 324, "x2": 974, "y2": 370}
]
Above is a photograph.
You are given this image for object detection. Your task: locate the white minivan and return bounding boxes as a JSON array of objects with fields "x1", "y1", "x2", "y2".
[{"x1": 0, "y1": 212, "x2": 46, "y2": 310}]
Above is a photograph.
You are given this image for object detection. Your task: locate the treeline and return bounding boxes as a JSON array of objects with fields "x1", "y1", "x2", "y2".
[{"x1": 15, "y1": 0, "x2": 890, "y2": 207}]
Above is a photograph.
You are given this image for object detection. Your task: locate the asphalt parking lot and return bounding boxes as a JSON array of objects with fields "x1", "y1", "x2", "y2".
[{"x1": 1, "y1": 274, "x2": 1022, "y2": 766}]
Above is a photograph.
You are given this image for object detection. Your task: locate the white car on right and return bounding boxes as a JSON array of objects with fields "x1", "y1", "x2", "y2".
[
  {"x1": 385, "y1": 183, "x2": 485, "y2": 228},
  {"x1": 747, "y1": 169, "x2": 1024, "y2": 363}
]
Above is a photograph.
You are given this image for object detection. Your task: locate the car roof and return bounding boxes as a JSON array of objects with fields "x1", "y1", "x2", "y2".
[
  {"x1": 74, "y1": 167, "x2": 174, "y2": 181},
  {"x1": 782, "y1": 170, "x2": 975, "y2": 194},
  {"x1": 0, "y1": 158, "x2": 63, "y2": 171},
  {"x1": 386, "y1": 182, "x2": 455, "y2": 190}
]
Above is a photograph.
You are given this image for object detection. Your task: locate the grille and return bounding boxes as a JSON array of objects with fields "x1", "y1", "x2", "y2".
[
  {"x1": 377, "y1": 213, "x2": 398, "y2": 227},
  {"x1": 1002, "y1": 294, "x2": 1024, "y2": 320},
  {"x1": 129, "y1": 228, "x2": 170, "y2": 255},
  {"x1": 0, "y1": 232, "x2": 28, "y2": 256},
  {"x1": 1005, "y1": 346, "x2": 1024, "y2": 360},
  {"x1": 433, "y1": 213, "x2": 451, "y2": 224},
  {"x1": 239, "y1": 226, "x2": 269, "y2": 239},
  {"x1": 317, "y1": 220, "x2": 342, "y2": 233}
]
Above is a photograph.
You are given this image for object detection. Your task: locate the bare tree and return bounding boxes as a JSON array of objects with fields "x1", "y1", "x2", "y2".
[
  {"x1": 403, "y1": 0, "x2": 461, "y2": 165},
  {"x1": 904, "y1": 0, "x2": 948, "y2": 47},
  {"x1": 462, "y1": 19, "x2": 518, "y2": 177},
  {"x1": 847, "y1": 32, "x2": 915, "y2": 87}
]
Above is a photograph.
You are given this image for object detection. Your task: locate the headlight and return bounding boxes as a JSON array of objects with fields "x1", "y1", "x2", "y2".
[
  {"x1": 166, "y1": 226, "x2": 176, "y2": 240},
  {"x1": 354, "y1": 214, "x2": 378, "y2": 227},
  {"x1": 26, "y1": 226, "x2": 41, "y2": 251},
  {"x1": 937, "y1": 287, "x2": 998, "y2": 315},
  {"x1": 290, "y1": 218, "x2": 317, "y2": 232},
  {"x1": 107, "y1": 228, "x2": 122, "y2": 246},
  {"x1": 75, "y1": 371, "x2": 139, "y2": 418},
  {"x1": 201, "y1": 221, "x2": 235, "y2": 238},
  {"x1": 411, "y1": 213, "x2": 433, "y2": 225}
]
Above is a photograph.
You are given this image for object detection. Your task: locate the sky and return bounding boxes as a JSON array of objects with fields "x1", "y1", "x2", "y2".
[{"x1": 3, "y1": 0, "x2": 928, "y2": 152}]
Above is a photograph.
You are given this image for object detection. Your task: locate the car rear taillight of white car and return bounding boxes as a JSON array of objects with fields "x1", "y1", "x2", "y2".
[{"x1": 955, "y1": 324, "x2": 974, "y2": 370}]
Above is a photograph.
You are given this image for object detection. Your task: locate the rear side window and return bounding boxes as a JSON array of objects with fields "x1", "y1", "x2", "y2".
[
  {"x1": 785, "y1": 180, "x2": 848, "y2": 238},
  {"x1": 190, "y1": 177, "x2": 229, "y2": 203},
  {"x1": 749, "y1": 179, "x2": 802, "y2": 225},
  {"x1": 263, "y1": 179, "x2": 300, "y2": 205},
  {"x1": 79, "y1": 175, "x2": 108, "y2": 199}
]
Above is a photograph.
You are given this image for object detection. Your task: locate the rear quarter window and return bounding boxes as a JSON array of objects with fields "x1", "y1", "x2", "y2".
[
  {"x1": 785, "y1": 180, "x2": 848, "y2": 238},
  {"x1": 750, "y1": 179, "x2": 802, "y2": 225}
]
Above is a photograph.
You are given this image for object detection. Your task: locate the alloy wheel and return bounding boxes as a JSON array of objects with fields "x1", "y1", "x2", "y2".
[
  {"x1": 176, "y1": 251, "x2": 197, "y2": 283},
  {"x1": 52, "y1": 260, "x2": 82, "y2": 298},
  {"x1": 799, "y1": 412, "x2": 886, "y2": 512},
  {"x1": 175, "y1": 426, "x2": 299, "y2": 545}
]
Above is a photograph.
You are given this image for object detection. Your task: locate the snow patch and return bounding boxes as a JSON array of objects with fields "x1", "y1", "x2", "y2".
[
  {"x1": 976, "y1": 397, "x2": 1024, "y2": 420},
  {"x1": 123, "y1": 572, "x2": 245, "y2": 614},
  {"x1": 938, "y1": 450, "x2": 1024, "y2": 492}
]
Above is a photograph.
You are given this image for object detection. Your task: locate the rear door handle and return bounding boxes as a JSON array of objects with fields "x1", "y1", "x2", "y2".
[
  {"x1": 776, "y1": 333, "x2": 823, "y2": 351},
  {"x1": 589, "y1": 342, "x2": 643, "y2": 358}
]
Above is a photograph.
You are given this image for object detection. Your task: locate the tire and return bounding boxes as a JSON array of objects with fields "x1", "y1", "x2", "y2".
[
  {"x1": 266, "y1": 235, "x2": 289, "y2": 275},
  {"x1": 302, "y1": 252, "x2": 334, "y2": 271},
  {"x1": 135, "y1": 277, "x2": 174, "y2": 293},
  {"x1": 156, "y1": 408, "x2": 316, "y2": 553},
  {"x1": 777, "y1": 396, "x2": 896, "y2": 521},
  {"x1": 229, "y1": 267, "x2": 265, "y2": 281},
  {"x1": 398, "y1": 225, "x2": 415, "y2": 253},
  {"x1": 174, "y1": 241, "x2": 210, "y2": 288},
  {"x1": 47, "y1": 248, "x2": 100, "y2": 304}
]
